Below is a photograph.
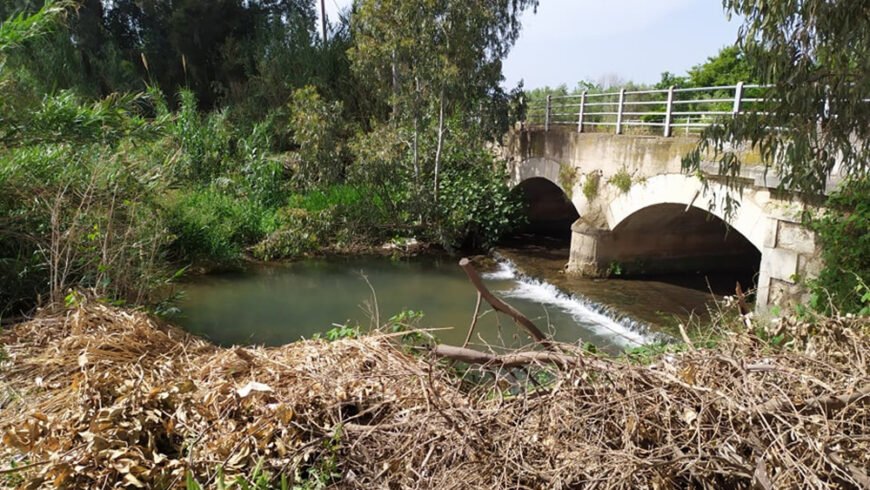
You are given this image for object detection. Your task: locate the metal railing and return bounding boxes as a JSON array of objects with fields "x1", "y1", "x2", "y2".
[{"x1": 527, "y1": 83, "x2": 771, "y2": 136}]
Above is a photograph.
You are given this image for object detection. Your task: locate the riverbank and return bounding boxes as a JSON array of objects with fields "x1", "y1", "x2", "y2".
[{"x1": 2, "y1": 303, "x2": 867, "y2": 488}]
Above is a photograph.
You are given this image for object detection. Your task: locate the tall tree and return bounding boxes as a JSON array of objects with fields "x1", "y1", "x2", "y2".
[
  {"x1": 349, "y1": 0, "x2": 537, "y2": 200},
  {"x1": 684, "y1": 0, "x2": 870, "y2": 196}
]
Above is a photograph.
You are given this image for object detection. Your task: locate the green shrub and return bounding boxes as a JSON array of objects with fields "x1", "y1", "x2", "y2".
[
  {"x1": 253, "y1": 184, "x2": 393, "y2": 260},
  {"x1": 172, "y1": 90, "x2": 233, "y2": 184},
  {"x1": 0, "y1": 141, "x2": 171, "y2": 314},
  {"x1": 252, "y1": 208, "x2": 328, "y2": 260},
  {"x1": 808, "y1": 177, "x2": 870, "y2": 315},
  {"x1": 608, "y1": 167, "x2": 633, "y2": 193},
  {"x1": 436, "y1": 163, "x2": 524, "y2": 250},
  {"x1": 582, "y1": 172, "x2": 601, "y2": 201},
  {"x1": 288, "y1": 86, "x2": 346, "y2": 190},
  {"x1": 166, "y1": 187, "x2": 273, "y2": 263}
]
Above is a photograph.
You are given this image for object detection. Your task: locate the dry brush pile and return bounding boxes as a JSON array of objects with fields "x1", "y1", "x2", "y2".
[{"x1": 0, "y1": 302, "x2": 868, "y2": 489}]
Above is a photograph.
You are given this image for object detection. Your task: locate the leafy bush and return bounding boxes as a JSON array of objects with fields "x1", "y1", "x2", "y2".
[
  {"x1": 165, "y1": 187, "x2": 273, "y2": 264},
  {"x1": 252, "y1": 208, "x2": 329, "y2": 260},
  {"x1": 808, "y1": 178, "x2": 870, "y2": 315},
  {"x1": 172, "y1": 90, "x2": 233, "y2": 184},
  {"x1": 436, "y1": 162, "x2": 523, "y2": 250},
  {"x1": 253, "y1": 185, "x2": 393, "y2": 260},
  {"x1": 288, "y1": 86, "x2": 346, "y2": 190}
]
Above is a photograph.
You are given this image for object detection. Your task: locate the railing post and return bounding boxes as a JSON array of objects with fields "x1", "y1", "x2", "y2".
[
  {"x1": 615, "y1": 88, "x2": 625, "y2": 135},
  {"x1": 663, "y1": 85, "x2": 675, "y2": 137},
  {"x1": 577, "y1": 90, "x2": 587, "y2": 133},
  {"x1": 732, "y1": 81, "x2": 744, "y2": 115},
  {"x1": 544, "y1": 95, "x2": 551, "y2": 132}
]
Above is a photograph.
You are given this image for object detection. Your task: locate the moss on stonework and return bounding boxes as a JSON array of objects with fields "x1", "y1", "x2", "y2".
[
  {"x1": 559, "y1": 164, "x2": 578, "y2": 198},
  {"x1": 582, "y1": 172, "x2": 601, "y2": 201}
]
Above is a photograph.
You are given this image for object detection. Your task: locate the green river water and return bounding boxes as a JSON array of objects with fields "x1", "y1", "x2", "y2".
[{"x1": 175, "y1": 254, "x2": 659, "y2": 355}]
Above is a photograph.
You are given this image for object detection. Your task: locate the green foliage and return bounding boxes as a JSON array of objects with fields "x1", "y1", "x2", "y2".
[
  {"x1": 607, "y1": 168, "x2": 633, "y2": 194},
  {"x1": 294, "y1": 426, "x2": 343, "y2": 489},
  {"x1": 386, "y1": 309, "x2": 428, "y2": 345},
  {"x1": 606, "y1": 261, "x2": 624, "y2": 277},
  {"x1": 172, "y1": 90, "x2": 233, "y2": 183},
  {"x1": 253, "y1": 184, "x2": 393, "y2": 260},
  {"x1": 685, "y1": 0, "x2": 870, "y2": 197},
  {"x1": 623, "y1": 341, "x2": 685, "y2": 364},
  {"x1": 582, "y1": 172, "x2": 601, "y2": 201},
  {"x1": 436, "y1": 161, "x2": 524, "y2": 250},
  {"x1": 288, "y1": 86, "x2": 346, "y2": 189},
  {"x1": 322, "y1": 324, "x2": 359, "y2": 342},
  {"x1": 685, "y1": 46, "x2": 753, "y2": 88},
  {"x1": 0, "y1": 1, "x2": 70, "y2": 54},
  {"x1": 166, "y1": 187, "x2": 273, "y2": 264},
  {"x1": 0, "y1": 130, "x2": 172, "y2": 315},
  {"x1": 807, "y1": 178, "x2": 870, "y2": 315}
]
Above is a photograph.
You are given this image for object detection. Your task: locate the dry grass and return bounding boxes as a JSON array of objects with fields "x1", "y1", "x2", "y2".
[{"x1": 1, "y1": 303, "x2": 868, "y2": 489}]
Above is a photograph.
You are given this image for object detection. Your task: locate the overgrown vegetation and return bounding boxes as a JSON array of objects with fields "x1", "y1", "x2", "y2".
[
  {"x1": 808, "y1": 178, "x2": 870, "y2": 315},
  {"x1": 0, "y1": 1, "x2": 533, "y2": 318},
  {"x1": 581, "y1": 171, "x2": 600, "y2": 201},
  {"x1": 607, "y1": 167, "x2": 633, "y2": 194}
]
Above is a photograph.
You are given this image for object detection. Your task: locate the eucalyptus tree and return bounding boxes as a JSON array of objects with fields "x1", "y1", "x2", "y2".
[
  {"x1": 684, "y1": 0, "x2": 870, "y2": 196},
  {"x1": 349, "y1": 0, "x2": 538, "y2": 202}
]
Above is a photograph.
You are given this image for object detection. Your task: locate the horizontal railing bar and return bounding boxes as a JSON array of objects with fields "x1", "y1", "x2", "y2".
[
  {"x1": 673, "y1": 85, "x2": 739, "y2": 93},
  {"x1": 622, "y1": 121, "x2": 667, "y2": 126},
  {"x1": 620, "y1": 112, "x2": 667, "y2": 116},
  {"x1": 671, "y1": 110, "x2": 733, "y2": 116},
  {"x1": 622, "y1": 100, "x2": 668, "y2": 106},
  {"x1": 670, "y1": 98, "x2": 735, "y2": 105},
  {"x1": 623, "y1": 88, "x2": 670, "y2": 96}
]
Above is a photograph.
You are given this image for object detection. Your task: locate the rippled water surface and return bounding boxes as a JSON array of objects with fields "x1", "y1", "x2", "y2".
[{"x1": 176, "y1": 255, "x2": 649, "y2": 355}]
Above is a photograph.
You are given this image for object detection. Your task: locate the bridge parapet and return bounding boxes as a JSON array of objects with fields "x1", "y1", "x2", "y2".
[{"x1": 526, "y1": 83, "x2": 767, "y2": 137}]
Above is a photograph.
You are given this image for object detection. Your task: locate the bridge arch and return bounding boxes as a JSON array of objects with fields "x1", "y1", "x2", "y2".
[
  {"x1": 605, "y1": 174, "x2": 768, "y2": 252},
  {"x1": 512, "y1": 176, "x2": 579, "y2": 240},
  {"x1": 510, "y1": 157, "x2": 570, "y2": 195}
]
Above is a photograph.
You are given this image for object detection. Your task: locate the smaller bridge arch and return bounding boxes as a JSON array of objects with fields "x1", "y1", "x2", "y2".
[
  {"x1": 510, "y1": 157, "x2": 570, "y2": 195},
  {"x1": 512, "y1": 176, "x2": 579, "y2": 241}
]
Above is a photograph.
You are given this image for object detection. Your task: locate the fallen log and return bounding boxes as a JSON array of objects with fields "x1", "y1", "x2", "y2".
[{"x1": 432, "y1": 344, "x2": 578, "y2": 369}]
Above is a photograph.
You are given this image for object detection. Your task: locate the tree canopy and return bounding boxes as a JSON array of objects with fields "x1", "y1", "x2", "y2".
[{"x1": 684, "y1": 0, "x2": 870, "y2": 196}]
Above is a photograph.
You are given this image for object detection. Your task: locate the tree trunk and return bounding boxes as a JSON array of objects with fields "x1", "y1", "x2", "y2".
[{"x1": 433, "y1": 87, "x2": 445, "y2": 202}]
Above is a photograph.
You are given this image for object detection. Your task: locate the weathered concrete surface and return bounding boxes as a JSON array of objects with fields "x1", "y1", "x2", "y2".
[{"x1": 503, "y1": 128, "x2": 822, "y2": 310}]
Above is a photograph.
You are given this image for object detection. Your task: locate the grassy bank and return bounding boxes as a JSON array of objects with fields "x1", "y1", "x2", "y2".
[{"x1": 1, "y1": 303, "x2": 867, "y2": 488}]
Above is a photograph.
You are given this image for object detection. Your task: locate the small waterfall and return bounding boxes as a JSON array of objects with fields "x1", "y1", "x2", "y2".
[{"x1": 482, "y1": 259, "x2": 669, "y2": 348}]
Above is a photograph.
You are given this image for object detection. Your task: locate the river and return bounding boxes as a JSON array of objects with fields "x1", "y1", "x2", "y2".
[{"x1": 175, "y1": 242, "x2": 742, "y2": 355}]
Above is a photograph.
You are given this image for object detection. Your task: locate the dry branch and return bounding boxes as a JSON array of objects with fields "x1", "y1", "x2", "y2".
[
  {"x1": 458, "y1": 258, "x2": 551, "y2": 347},
  {"x1": 0, "y1": 304, "x2": 867, "y2": 489},
  {"x1": 432, "y1": 344, "x2": 577, "y2": 368}
]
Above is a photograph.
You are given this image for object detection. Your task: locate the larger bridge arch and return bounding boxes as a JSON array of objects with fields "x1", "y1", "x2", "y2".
[{"x1": 605, "y1": 174, "x2": 769, "y2": 252}]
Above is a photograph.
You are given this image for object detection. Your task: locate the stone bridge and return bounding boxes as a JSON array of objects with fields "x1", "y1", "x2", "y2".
[{"x1": 503, "y1": 128, "x2": 823, "y2": 310}]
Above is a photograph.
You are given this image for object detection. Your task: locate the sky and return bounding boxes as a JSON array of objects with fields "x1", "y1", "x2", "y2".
[{"x1": 319, "y1": 0, "x2": 742, "y2": 90}]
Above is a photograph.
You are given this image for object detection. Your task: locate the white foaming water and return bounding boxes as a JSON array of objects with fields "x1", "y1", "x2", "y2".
[
  {"x1": 481, "y1": 261, "x2": 518, "y2": 281},
  {"x1": 484, "y1": 260, "x2": 651, "y2": 347}
]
